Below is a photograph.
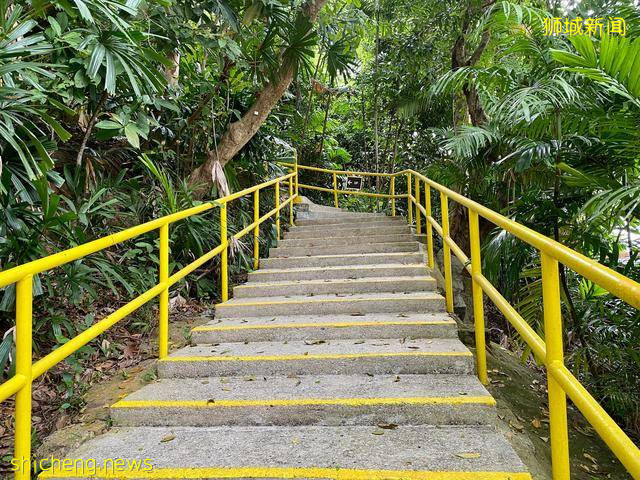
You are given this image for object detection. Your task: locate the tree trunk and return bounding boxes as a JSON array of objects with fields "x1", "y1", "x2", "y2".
[
  {"x1": 164, "y1": 51, "x2": 180, "y2": 88},
  {"x1": 187, "y1": 0, "x2": 328, "y2": 193}
]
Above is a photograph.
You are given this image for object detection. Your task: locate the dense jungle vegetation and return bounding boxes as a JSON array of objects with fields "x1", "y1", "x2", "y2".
[{"x1": 0, "y1": 0, "x2": 639, "y2": 459}]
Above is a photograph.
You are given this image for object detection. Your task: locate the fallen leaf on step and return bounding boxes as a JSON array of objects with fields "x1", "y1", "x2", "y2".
[
  {"x1": 509, "y1": 420, "x2": 524, "y2": 432},
  {"x1": 458, "y1": 392, "x2": 467, "y2": 396},
  {"x1": 407, "y1": 346, "x2": 420, "y2": 349},
  {"x1": 579, "y1": 463, "x2": 598, "y2": 473},
  {"x1": 377, "y1": 422, "x2": 398, "y2": 430},
  {"x1": 531, "y1": 419, "x2": 541, "y2": 429},
  {"x1": 397, "y1": 313, "x2": 408, "y2": 317},
  {"x1": 244, "y1": 376, "x2": 256, "y2": 382},
  {"x1": 201, "y1": 380, "x2": 209, "y2": 385},
  {"x1": 371, "y1": 428, "x2": 386, "y2": 435},
  {"x1": 160, "y1": 435, "x2": 176, "y2": 443},
  {"x1": 455, "y1": 452, "x2": 481, "y2": 459},
  {"x1": 394, "y1": 376, "x2": 401, "y2": 382},
  {"x1": 354, "y1": 340, "x2": 365, "y2": 344},
  {"x1": 207, "y1": 399, "x2": 216, "y2": 404},
  {"x1": 583, "y1": 452, "x2": 598, "y2": 464},
  {"x1": 304, "y1": 340, "x2": 326, "y2": 345},
  {"x1": 350, "y1": 312, "x2": 365, "y2": 316},
  {"x1": 539, "y1": 436, "x2": 549, "y2": 443}
]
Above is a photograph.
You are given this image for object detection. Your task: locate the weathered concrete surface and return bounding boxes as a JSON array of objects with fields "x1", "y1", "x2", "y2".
[
  {"x1": 158, "y1": 338, "x2": 474, "y2": 378},
  {"x1": 284, "y1": 224, "x2": 411, "y2": 239},
  {"x1": 248, "y1": 263, "x2": 428, "y2": 282},
  {"x1": 295, "y1": 216, "x2": 405, "y2": 226},
  {"x1": 215, "y1": 292, "x2": 445, "y2": 317},
  {"x1": 192, "y1": 312, "x2": 457, "y2": 343},
  {"x1": 260, "y1": 251, "x2": 426, "y2": 269},
  {"x1": 270, "y1": 240, "x2": 421, "y2": 257},
  {"x1": 39, "y1": 425, "x2": 529, "y2": 478},
  {"x1": 233, "y1": 276, "x2": 436, "y2": 298},
  {"x1": 112, "y1": 374, "x2": 495, "y2": 427},
  {"x1": 278, "y1": 233, "x2": 416, "y2": 247}
]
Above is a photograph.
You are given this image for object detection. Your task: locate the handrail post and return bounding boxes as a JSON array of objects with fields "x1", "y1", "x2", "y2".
[
  {"x1": 158, "y1": 223, "x2": 169, "y2": 359},
  {"x1": 414, "y1": 176, "x2": 421, "y2": 235},
  {"x1": 288, "y1": 177, "x2": 294, "y2": 226},
  {"x1": 220, "y1": 203, "x2": 228, "y2": 302},
  {"x1": 253, "y1": 190, "x2": 260, "y2": 270},
  {"x1": 424, "y1": 184, "x2": 434, "y2": 269},
  {"x1": 407, "y1": 173, "x2": 413, "y2": 225},
  {"x1": 390, "y1": 177, "x2": 396, "y2": 216},
  {"x1": 294, "y1": 161, "x2": 299, "y2": 199},
  {"x1": 469, "y1": 211, "x2": 487, "y2": 385},
  {"x1": 440, "y1": 193, "x2": 454, "y2": 313},
  {"x1": 332, "y1": 173, "x2": 338, "y2": 208},
  {"x1": 541, "y1": 252, "x2": 570, "y2": 480},
  {"x1": 275, "y1": 181, "x2": 281, "y2": 241},
  {"x1": 14, "y1": 275, "x2": 32, "y2": 480}
]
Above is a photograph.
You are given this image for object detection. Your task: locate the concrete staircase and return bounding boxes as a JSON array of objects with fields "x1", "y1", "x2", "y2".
[{"x1": 43, "y1": 202, "x2": 531, "y2": 479}]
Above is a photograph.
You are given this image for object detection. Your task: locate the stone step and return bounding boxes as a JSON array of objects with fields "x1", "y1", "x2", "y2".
[
  {"x1": 111, "y1": 374, "x2": 495, "y2": 427},
  {"x1": 158, "y1": 338, "x2": 474, "y2": 378},
  {"x1": 295, "y1": 216, "x2": 404, "y2": 226},
  {"x1": 233, "y1": 276, "x2": 436, "y2": 298},
  {"x1": 270, "y1": 241, "x2": 421, "y2": 258},
  {"x1": 304, "y1": 209, "x2": 385, "y2": 218},
  {"x1": 260, "y1": 252, "x2": 425, "y2": 269},
  {"x1": 216, "y1": 292, "x2": 444, "y2": 317},
  {"x1": 284, "y1": 224, "x2": 411, "y2": 239},
  {"x1": 278, "y1": 233, "x2": 417, "y2": 248},
  {"x1": 248, "y1": 263, "x2": 428, "y2": 282},
  {"x1": 191, "y1": 312, "x2": 458, "y2": 343},
  {"x1": 39, "y1": 425, "x2": 530, "y2": 480}
]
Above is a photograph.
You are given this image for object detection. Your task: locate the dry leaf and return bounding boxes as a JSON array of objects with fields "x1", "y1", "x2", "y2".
[
  {"x1": 455, "y1": 452, "x2": 481, "y2": 459},
  {"x1": 160, "y1": 434, "x2": 176, "y2": 443},
  {"x1": 531, "y1": 419, "x2": 541, "y2": 429},
  {"x1": 376, "y1": 422, "x2": 398, "y2": 430}
]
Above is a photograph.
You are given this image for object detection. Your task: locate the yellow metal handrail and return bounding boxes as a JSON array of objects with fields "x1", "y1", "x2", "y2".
[
  {"x1": 0, "y1": 170, "x2": 298, "y2": 480},
  {"x1": 281, "y1": 162, "x2": 640, "y2": 480}
]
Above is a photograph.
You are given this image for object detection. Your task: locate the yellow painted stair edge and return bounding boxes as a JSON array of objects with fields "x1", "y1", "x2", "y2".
[
  {"x1": 192, "y1": 319, "x2": 456, "y2": 332},
  {"x1": 112, "y1": 396, "x2": 496, "y2": 409},
  {"x1": 40, "y1": 466, "x2": 532, "y2": 479},
  {"x1": 159, "y1": 351, "x2": 473, "y2": 362}
]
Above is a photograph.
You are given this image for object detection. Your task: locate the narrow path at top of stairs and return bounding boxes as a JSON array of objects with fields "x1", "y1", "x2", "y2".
[{"x1": 41, "y1": 200, "x2": 532, "y2": 480}]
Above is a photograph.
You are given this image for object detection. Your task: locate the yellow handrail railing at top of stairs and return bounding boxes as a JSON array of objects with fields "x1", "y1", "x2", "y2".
[
  {"x1": 0, "y1": 170, "x2": 298, "y2": 480},
  {"x1": 281, "y1": 161, "x2": 640, "y2": 480}
]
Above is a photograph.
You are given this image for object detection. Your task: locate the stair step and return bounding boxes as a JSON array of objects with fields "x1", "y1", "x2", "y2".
[
  {"x1": 248, "y1": 263, "x2": 428, "y2": 282},
  {"x1": 191, "y1": 312, "x2": 458, "y2": 343},
  {"x1": 112, "y1": 374, "x2": 495, "y2": 427},
  {"x1": 217, "y1": 292, "x2": 444, "y2": 317},
  {"x1": 278, "y1": 233, "x2": 417, "y2": 248},
  {"x1": 270, "y1": 241, "x2": 421, "y2": 257},
  {"x1": 233, "y1": 276, "x2": 436, "y2": 298},
  {"x1": 295, "y1": 216, "x2": 405, "y2": 226},
  {"x1": 285, "y1": 224, "x2": 411, "y2": 239},
  {"x1": 260, "y1": 252, "x2": 425, "y2": 269},
  {"x1": 39, "y1": 425, "x2": 530, "y2": 479},
  {"x1": 158, "y1": 338, "x2": 473, "y2": 378}
]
